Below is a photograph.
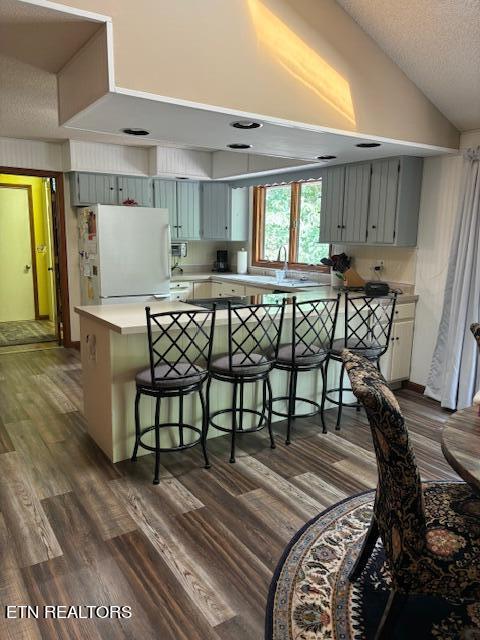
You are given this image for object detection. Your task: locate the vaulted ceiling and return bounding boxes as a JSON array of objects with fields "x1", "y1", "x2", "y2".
[{"x1": 336, "y1": 0, "x2": 480, "y2": 131}]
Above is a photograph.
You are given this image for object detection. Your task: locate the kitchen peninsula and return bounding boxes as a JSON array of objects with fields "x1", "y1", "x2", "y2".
[{"x1": 75, "y1": 285, "x2": 416, "y2": 463}]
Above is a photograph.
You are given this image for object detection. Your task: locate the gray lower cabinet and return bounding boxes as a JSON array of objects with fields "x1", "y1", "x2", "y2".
[
  {"x1": 70, "y1": 172, "x2": 151, "y2": 207},
  {"x1": 153, "y1": 179, "x2": 201, "y2": 240},
  {"x1": 201, "y1": 183, "x2": 248, "y2": 241},
  {"x1": 319, "y1": 156, "x2": 423, "y2": 247},
  {"x1": 117, "y1": 176, "x2": 152, "y2": 207}
]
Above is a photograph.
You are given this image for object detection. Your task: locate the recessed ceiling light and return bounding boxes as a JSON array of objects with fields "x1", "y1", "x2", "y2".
[
  {"x1": 230, "y1": 120, "x2": 263, "y2": 130},
  {"x1": 121, "y1": 128, "x2": 150, "y2": 136},
  {"x1": 356, "y1": 142, "x2": 381, "y2": 148},
  {"x1": 227, "y1": 143, "x2": 252, "y2": 150},
  {"x1": 317, "y1": 155, "x2": 337, "y2": 160}
]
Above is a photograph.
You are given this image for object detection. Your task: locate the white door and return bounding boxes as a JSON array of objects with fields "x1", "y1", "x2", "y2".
[{"x1": 0, "y1": 186, "x2": 36, "y2": 322}]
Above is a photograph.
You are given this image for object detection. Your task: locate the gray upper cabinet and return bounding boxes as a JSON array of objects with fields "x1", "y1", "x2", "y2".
[
  {"x1": 367, "y1": 157, "x2": 423, "y2": 246},
  {"x1": 230, "y1": 187, "x2": 249, "y2": 241},
  {"x1": 117, "y1": 176, "x2": 152, "y2": 207},
  {"x1": 202, "y1": 182, "x2": 229, "y2": 240},
  {"x1": 368, "y1": 158, "x2": 399, "y2": 244},
  {"x1": 153, "y1": 179, "x2": 201, "y2": 240},
  {"x1": 319, "y1": 166, "x2": 345, "y2": 243},
  {"x1": 70, "y1": 172, "x2": 151, "y2": 207},
  {"x1": 70, "y1": 172, "x2": 118, "y2": 206},
  {"x1": 153, "y1": 179, "x2": 177, "y2": 229},
  {"x1": 343, "y1": 163, "x2": 371, "y2": 243},
  {"x1": 201, "y1": 183, "x2": 249, "y2": 241},
  {"x1": 319, "y1": 156, "x2": 423, "y2": 247},
  {"x1": 176, "y1": 182, "x2": 201, "y2": 240}
]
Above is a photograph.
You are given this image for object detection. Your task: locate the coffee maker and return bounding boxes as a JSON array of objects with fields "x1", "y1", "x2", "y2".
[{"x1": 213, "y1": 250, "x2": 229, "y2": 272}]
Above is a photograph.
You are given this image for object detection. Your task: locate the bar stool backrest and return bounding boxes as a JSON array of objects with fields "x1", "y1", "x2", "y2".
[
  {"x1": 227, "y1": 301, "x2": 285, "y2": 372},
  {"x1": 290, "y1": 295, "x2": 341, "y2": 363},
  {"x1": 344, "y1": 292, "x2": 397, "y2": 357},
  {"x1": 145, "y1": 306, "x2": 216, "y2": 385}
]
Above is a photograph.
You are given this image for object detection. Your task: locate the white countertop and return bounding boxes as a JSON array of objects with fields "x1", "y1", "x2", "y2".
[{"x1": 75, "y1": 284, "x2": 417, "y2": 336}]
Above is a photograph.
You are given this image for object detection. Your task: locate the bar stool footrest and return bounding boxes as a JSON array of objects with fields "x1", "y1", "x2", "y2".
[
  {"x1": 209, "y1": 407, "x2": 267, "y2": 434},
  {"x1": 136, "y1": 423, "x2": 202, "y2": 453},
  {"x1": 325, "y1": 388, "x2": 361, "y2": 408},
  {"x1": 271, "y1": 395, "x2": 321, "y2": 419}
]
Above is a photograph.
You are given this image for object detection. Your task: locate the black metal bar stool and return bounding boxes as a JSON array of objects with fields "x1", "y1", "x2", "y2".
[
  {"x1": 206, "y1": 300, "x2": 285, "y2": 463},
  {"x1": 132, "y1": 306, "x2": 216, "y2": 484},
  {"x1": 325, "y1": 291, "x2": 397, "y2": 429},
  {"x1": 271, "y1": 294, "x2": 341, "y2": 444}
]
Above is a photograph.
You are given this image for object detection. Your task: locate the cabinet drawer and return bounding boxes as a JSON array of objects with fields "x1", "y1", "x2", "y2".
[
  {"x1": 393, "y1": 302, "x2": 415, "y2": 321},
  {"x1": 170, "y1": 281, "x2": 193, "y2": 289},
  {"x1": 211, "y1": 282, "x2": 246, "y2": 298}
]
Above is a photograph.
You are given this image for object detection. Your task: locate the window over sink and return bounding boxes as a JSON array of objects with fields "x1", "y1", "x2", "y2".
[{"x1": 252, "y1": 180, "x2": 330, "y2": 270}]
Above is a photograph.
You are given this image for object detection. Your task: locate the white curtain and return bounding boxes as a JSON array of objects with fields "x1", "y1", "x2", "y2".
[{"x1": 425, "y1": 147, "x2": 480, "y2": 409}]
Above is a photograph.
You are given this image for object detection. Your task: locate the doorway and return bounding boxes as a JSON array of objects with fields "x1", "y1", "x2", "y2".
[{"x1": 0, "y1": 170, "x2": 69, "y2": 349}]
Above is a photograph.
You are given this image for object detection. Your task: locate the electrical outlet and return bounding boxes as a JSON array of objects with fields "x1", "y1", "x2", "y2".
[{"x1": 372, "y1": 260, "x2": 384, "y2": 273}]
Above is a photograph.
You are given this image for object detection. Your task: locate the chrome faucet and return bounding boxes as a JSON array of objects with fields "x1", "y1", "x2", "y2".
[{"x1": 277, "y1": 245, "x2": 288, "y2": 280}]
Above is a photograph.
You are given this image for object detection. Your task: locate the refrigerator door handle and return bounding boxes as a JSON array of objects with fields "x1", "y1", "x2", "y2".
[{"x1": 166, "y1": 224, "x2": 172, "y2": 275}]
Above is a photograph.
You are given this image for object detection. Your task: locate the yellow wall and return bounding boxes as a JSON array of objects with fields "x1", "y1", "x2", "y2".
[{"x1": 0, "y1": 174, "x2": 52, "y2": 318}]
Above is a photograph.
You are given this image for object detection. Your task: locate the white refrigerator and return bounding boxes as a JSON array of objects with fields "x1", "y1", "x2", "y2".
[{"x1": 78, "y1": 204, "x2": 171, "y2": 305}]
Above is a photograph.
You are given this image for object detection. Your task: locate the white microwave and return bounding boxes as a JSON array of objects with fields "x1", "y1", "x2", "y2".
[{"x1": 171, "y1": 242, "x2": 187, "y2": 258}]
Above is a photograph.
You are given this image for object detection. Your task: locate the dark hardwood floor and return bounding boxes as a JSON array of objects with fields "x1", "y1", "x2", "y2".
[{"x1": 0, "y1": 347, "x2": 459, "y2": 640}]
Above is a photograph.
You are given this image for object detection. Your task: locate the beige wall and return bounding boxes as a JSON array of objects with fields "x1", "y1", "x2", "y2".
[
  {"x1": 56, "y1": 0, "x2": 458, "y2": 148},
  {"x1": 333, "y1": 244, "x2": 417, "y2": 285}
]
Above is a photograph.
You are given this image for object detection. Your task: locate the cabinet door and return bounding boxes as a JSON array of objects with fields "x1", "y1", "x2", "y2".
[
  {"x1": 230, "y1": 187, "x2": 249, "y2": 241},
  {"x1": 117, "y1": 176, "x2": 152, "y2": 207},
  {"x1": 389, "y1": 320, "x2": 414, "y2": 381},
  {"x1": 153, "y1": 180, "x2": 177, "y2": 235},
  {"x1": 343, "y1": 163, "x2": 370, "y2": 243},
  {"x1": 368, "y1": 159, "x2": 400, "y2": 244},
  {"x1": 319, "y1": 166, "x2": 345, "y2": 243},
  {"x1": 76, "y1": 173, "x2": 117, "y2": 205},
  {"x1": 193, "y1": 281, "x2": 213, "y2": 299},
  {"x1": 176, "y1": 182, "x2": 201, "y2": 239},
  {"x1": 202, "y1": 183, "x2": 229, "y2": 240}
]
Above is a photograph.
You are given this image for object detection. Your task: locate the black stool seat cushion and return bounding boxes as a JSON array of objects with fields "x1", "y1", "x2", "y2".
[
  {"x1": 330, "y1": 338, "x2": 383, "y2": 360},
  {"x1": 275, "y1": 343, "x2": 327, "y2": 366},
  {"x1": 211, "y1": 352, "x2": 270, "y2": 375},
  {"x1": 136, "y1": 363, "x2": 206, "y2": 389}
]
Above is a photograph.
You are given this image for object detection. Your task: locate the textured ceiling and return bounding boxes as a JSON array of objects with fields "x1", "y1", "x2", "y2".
[
  {"x1": 0, "y1": 52, "x2": 214, "y2": 150},
  {"x1": 336, "y1": 0, "x2": 480, "y2": 131},
  {"x1": 0, "y1": 0, "x2": 100, "y2": 72}
]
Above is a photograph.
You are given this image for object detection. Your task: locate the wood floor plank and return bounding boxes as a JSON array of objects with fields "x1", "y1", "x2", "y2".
[
  {"x1": 0, "y1": 415, "x2": 14, "y2": 453},
  {"x1": 291, "y1": 471, "x2": 349, "y2": 508},
  {"x1": 31, "y1": 374, "x2": 77, "y2": 414},
  {"x1": 233, "y1": 449, "x2": 325, "y2": 518},
  {"x1": 0, "y1": 452, "x2": 63, "y2": 568},
  {"x1": 110, "y1": 476, "x2": 234, "y2": 627},
  {"x1": 0, "y1": 513, "x2": 43, "y2": 640},
  {"x1": 107, "y1": 530, "x2": 223, "y2": 640},
  {"x1": 25, "y1": 492, "x2": 153, "y2": 640},
  {"x1": 6, "y1": 419, "x2": 72, "y2": 499},
  {"x1": 238, "y1": 487, "x2": 306, "y2": 542}
]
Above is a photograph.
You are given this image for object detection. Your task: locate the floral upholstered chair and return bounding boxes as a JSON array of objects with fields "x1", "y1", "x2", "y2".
[
  {"x1": 342, "y1": 349, "x2": 480, "y2": 640},
  {"x1": 471, "y1": 323, "x2": 480, "y2": 348}
]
